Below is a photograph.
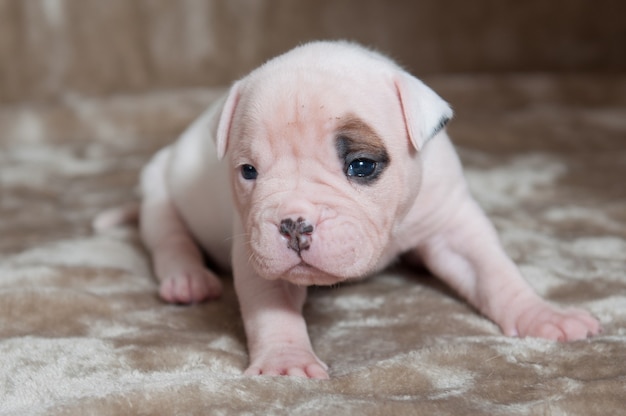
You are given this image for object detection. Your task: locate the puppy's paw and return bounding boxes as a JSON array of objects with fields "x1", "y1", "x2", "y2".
[
  {"x1": 505, "y1": 302, "x2": 601, "y2": 342},
  {"x1": 159, "y1": 268, "x2": 222, "y2": 304},
  {"x1": 245, "y1": 347, "x2": 329, "y2": 379}
]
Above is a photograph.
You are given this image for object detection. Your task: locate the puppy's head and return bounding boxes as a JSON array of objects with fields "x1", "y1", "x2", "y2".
[{"x1": 213, "y1": 41, "x2": 452, "y2": 285}]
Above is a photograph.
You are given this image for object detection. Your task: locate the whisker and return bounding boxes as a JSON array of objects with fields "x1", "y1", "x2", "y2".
[{"x1": 223, "y1": 232, "x2": 250, "y2": 243}]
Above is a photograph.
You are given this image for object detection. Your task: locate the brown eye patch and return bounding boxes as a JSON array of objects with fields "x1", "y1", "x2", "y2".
[{"x1": 335, "y1": 115, "x2": 390, "y2": 184}]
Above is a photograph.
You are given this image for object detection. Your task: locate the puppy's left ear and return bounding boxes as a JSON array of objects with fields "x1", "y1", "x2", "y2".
[
  {"x1": 211, "y1": 80, "x2": 242, "y2": 160},
  {"x1": 394, "y1": 72, "x2": 453, "y2": 150}
]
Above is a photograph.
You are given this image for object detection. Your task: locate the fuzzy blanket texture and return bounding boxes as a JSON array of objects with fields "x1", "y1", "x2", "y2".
[{"x1": 1, "y1": 75, "x2": 625, "y2": 415}]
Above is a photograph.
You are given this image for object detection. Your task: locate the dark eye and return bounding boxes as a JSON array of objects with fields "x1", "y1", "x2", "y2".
[
  {"x1": 346, "y1": 158, "x2": 377, "y2": 178},
  {"x1": 241, "y1": 164, "x2": 258, "y2": 180}
]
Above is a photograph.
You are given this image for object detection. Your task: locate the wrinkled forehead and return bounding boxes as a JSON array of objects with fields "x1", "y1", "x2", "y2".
[{"x1": 231, "y1": 70, "x2": 404, "y2": 156}]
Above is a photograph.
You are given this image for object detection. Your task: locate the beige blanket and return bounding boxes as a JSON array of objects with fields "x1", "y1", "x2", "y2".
[{"x1": 1, "y1": 75, "x2": 625, "y2": 415}]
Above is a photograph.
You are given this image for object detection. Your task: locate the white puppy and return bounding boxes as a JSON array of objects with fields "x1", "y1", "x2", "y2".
[{"x1": 102, "y1": 41, "x2": 600, "y2": 379}]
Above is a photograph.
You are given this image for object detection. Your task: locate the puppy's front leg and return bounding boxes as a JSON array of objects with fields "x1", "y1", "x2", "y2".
[
  {"x1": 141, "y1": 198, "x2": 223, "y2": 304},
  {"x1": 232, "y1": 231, "x2": 328, "y2": 379},
  {"x1": 413, "y1": 198, "x2": 601, "y2": 341},
  {"x1": 140, "y1": 150, "x2": 222, "y2": 304}
]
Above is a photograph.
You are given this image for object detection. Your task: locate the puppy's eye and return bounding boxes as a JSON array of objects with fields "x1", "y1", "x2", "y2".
[
  {"x1": 241, "y1": 164, "x2": 258, "y2": 180},
  {"x1": 346, "y1": 158, "x2": 377, "y2": 178}
]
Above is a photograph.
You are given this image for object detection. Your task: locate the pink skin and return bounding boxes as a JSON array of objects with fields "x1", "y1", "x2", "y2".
[{"x1": 133, "y1": 41, "x2": 601, "y2": 379}]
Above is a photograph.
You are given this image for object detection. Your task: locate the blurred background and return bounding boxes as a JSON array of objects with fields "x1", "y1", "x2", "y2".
[{"x1": 1, "y1": 0, "x2": 625, "y2": 102}]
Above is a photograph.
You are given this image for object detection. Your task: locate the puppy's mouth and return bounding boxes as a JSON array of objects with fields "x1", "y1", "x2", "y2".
[{"x1": 280, "y1": 261, "x2": 343, "y2": 286}]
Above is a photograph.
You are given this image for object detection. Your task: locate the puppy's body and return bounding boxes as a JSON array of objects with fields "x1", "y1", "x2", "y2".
[{"x1": 135, "y1": 41, "x2": 600, "y2": 378}]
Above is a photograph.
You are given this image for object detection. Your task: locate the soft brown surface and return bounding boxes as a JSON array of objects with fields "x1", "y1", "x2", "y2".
[{"x1": 1, "y1": 74, "x2": 625, "y2": 415}]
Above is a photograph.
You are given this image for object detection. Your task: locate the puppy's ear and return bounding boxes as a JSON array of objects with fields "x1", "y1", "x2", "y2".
[
  {"x1": 394, "y1": 72, "x2": 453, "y2": 150},
  {"x1": 211, "y1": 80, "x2": 241, "y2": 160}
]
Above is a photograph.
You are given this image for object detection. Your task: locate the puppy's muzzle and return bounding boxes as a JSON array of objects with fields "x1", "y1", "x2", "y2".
[{"x1": 280, "y1": 217, "x2": 314, "y2": 254}]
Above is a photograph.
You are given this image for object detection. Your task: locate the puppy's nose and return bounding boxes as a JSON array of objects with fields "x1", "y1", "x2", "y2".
[{"x1": 280, "y1": 217, "x2": 314, "y2": 254}]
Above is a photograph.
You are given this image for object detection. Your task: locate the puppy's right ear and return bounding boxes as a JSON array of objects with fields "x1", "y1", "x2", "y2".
[{"x1": 211, "y1": 80, "x2": 241, "y2": 160}]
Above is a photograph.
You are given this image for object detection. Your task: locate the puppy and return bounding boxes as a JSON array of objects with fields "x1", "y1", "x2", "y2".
[{"x1": 117, "y1": 41, "x2": 600, "y2": 379}]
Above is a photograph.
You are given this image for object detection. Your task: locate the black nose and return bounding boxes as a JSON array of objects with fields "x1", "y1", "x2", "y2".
[{"x1": 280, "y1": 217, "x2": 314, "y2": 253}]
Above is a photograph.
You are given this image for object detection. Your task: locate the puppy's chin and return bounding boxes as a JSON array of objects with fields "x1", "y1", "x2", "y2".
[
  {"x1": 252, "y1": 252, "x2": 373, "y2": 287},
  {"x1": 274, "y1": 262, "x2": 348, "y2": 286}
]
